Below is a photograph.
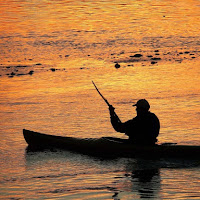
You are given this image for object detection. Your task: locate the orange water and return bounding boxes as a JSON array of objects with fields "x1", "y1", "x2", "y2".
[{"x1": 0, "y1": 0, "x2": 200, "y2": 199}]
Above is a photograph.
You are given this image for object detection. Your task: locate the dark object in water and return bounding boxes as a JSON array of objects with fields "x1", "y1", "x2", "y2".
[
  {"x1": 151, "y1": 61, "x2": 157, "y2": 65},
  {"x1": 130, "y1": 54, "x2": 143, "y2": 58},
  {"x1": 16, "y1": 73, "x2": 26, "y2": 76},
  {"x1": 23, "y1": 129, "x2": 200, "y2": 158},
  {"x1": 151, "y1": 57, "x2": 161, "y2": 61},
  {"x1": 50, "y1": 68, "x2": 56, "y2": 72},
  {"x1": 28, "y1": 70, "x2": 34, "y2": 75},
  {"x1": 115, "y1": 63, "x2": 121, "y2": 69}
]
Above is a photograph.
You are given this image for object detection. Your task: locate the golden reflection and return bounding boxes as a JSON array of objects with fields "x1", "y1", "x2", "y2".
[
  {"x1": 0, "y1": 0, "x2": 200, "y2": 36},
  {"x1": 0, "y1": 1, "x2": 200, "y2": 199},
  {"x1": 0, "y1": 0, "x2": 200, "y2": 64}
]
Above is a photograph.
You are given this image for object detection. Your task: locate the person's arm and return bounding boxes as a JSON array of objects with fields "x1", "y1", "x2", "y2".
[{"x1": 109, "y1": 105, "x2": 126, "y2": 133}]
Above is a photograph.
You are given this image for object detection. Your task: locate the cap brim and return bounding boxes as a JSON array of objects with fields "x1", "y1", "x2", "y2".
[{"x1": 132, "y1": 104, "x2": 137, "y2": 107}]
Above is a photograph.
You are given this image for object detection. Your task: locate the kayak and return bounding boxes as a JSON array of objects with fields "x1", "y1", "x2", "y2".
[{"x1": 23, "y1": 129, "x2": 200, "y2": 158}]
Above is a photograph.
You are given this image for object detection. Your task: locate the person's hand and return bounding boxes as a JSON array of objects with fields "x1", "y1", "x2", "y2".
[{"x1": 109, "y1": 105, "x2": 115, "y2": 113}]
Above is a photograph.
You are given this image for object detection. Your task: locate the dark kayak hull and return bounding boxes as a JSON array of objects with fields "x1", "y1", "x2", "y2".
[{"x1": 23, "y1": 129, "x2": 200, "y2": 158}]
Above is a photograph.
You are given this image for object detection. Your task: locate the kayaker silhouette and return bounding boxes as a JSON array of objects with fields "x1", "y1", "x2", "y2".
[
  {"x1": 92, "y1": 82, "x2": 160, "y2": 145},
  {"x1": 109, "y1": 99, "x2": 160, "y2": 145}
]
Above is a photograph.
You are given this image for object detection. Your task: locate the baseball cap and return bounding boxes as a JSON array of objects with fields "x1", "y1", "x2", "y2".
[{"x1": 133, "y1": 99, "x2": 150, "y2": 110}]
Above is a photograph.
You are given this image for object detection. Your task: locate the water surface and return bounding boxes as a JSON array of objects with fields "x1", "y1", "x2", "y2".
[{"x1": 0, "y1": 0, "x2": 200, "y2": 199}]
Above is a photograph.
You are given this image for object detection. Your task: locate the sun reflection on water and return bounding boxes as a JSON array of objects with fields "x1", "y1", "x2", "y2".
[{"x1": 0, "y1": 0, "x2": 200, "y2": 199}]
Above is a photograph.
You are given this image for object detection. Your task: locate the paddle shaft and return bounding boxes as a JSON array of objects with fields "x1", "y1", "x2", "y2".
[{"x1": 92, "y1": 81, "x2": 110, "y2": 107}]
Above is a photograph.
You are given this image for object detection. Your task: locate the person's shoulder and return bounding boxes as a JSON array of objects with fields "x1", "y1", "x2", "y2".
[
  {"x1": 149, "y1": 111, "x2": 156, "y2": 116},
  {"x1": 149, "y1": 112, "x2": 159, "y2": 119},
  {"x1": 149, "y1": 113, "x2": 160, "y2": 125}
]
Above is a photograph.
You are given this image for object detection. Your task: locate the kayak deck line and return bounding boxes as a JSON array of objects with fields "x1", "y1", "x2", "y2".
[{"x1": 23, "y1": 129, "x2": 200, "y2": 159}]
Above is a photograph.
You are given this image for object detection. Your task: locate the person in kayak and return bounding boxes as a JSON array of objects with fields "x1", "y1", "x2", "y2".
[{"x1": 109, "y1": 99, "x2": 160, "y2": 145}]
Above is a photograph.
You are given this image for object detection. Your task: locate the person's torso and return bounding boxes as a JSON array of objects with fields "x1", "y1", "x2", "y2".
[{"x1": 125, "y1": 112, "x2": 160, "y2": 145}]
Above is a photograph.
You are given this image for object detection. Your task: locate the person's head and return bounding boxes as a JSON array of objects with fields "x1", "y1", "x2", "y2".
[{"x1": 133, "y1": 99, "x2": 150, "y2": 115}]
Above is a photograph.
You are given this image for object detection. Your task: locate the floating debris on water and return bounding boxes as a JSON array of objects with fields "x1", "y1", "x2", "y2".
[
  {"x1": 151, "y1": 57, "x2": 161, "y2": 61},
  {"x1": 16, "y1": 73, "x2": 26, "y2": 76},
  {"x1": 0, "y1": 48, "x2": 199, "y2": 78},
  {"x1": 111, "y1": 48, "x2": 199, "y2": 67},
  {"x1": 130, "y1": 54, "x2": 143, "y2": 58},
  {"x1": 115, "y1": 63, "x2": 121, "y2": 69},
  {"x1": 50, "y1": 68, "x2": 56, "y2": 72},
  {"x1": 28, "y1": 70, "x2": 34, "y2": 75},
  {"x1": 151, "y1": 61, "x2": 157, "y2": 65}
]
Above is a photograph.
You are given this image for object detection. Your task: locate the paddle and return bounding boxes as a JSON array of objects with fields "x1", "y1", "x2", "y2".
[
  {"x1": 92, "y1": 81, "x2": 119, "y2": 121},
  {"x1": 92, "y1": 81, "x2": 111, "y2": 107}
]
